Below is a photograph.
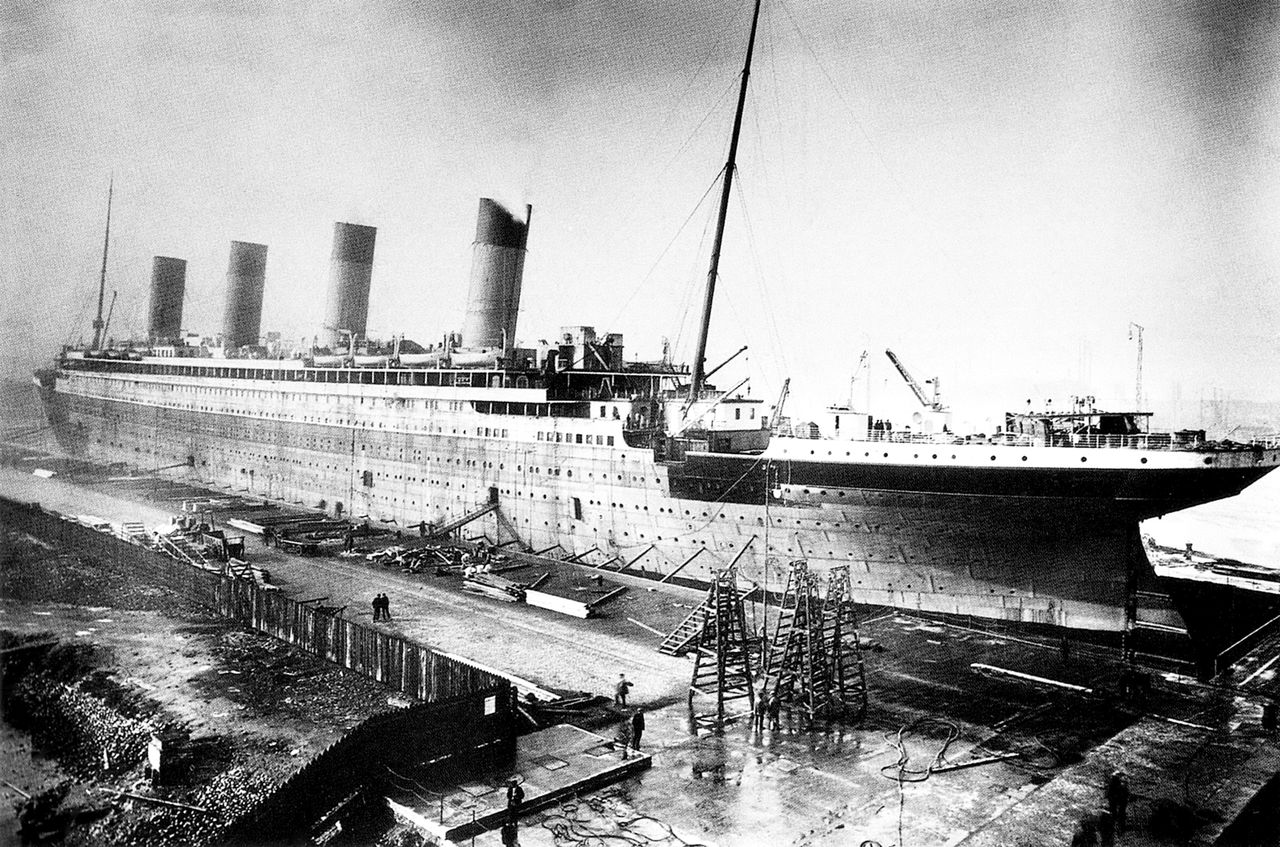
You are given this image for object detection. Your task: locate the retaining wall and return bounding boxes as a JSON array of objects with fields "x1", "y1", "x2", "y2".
[{"x1": 0, "y1": 497, "x2": 511, "y2": 703}]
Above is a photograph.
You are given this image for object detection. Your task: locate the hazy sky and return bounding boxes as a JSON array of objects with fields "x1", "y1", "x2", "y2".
[{"x1": 3, "y1": 0, "x2": 1277, "y2": 429}]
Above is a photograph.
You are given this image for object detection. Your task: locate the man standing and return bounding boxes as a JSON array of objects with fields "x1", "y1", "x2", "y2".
[
  {"x1": 1106, "y1": 770, "x2": 1129, "y2": 833},
  {"x1": 382, "y1": 593, "x2": 392, "y2": 621},
  {"x1": 615, "y1": 673, "x2": 633, "y2": 707},
  {"x1": 767, "y1": 692, "x2": 781, "y2": 731},
  {"x1": 630, "y1": 708, "x2": 645, "y2": 750},
  {"x1": 505, "y1": 778, "x2": 524, "y2": 821},
  {"x1": 371, "y1": 594, "x2": 380, "y2": 621},
  {"x1": 618, "y1": 718, "x2": 632, "y2": 760}
]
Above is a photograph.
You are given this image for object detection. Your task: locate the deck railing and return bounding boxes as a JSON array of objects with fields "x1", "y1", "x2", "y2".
[{"x1": 804, "y1": 429, "x2": 1278, "y2": 453}]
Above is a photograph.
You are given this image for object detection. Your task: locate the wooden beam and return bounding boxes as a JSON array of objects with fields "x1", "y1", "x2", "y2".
[
  {"x1": 659, "y1": 548, "x2": 705, "y2": 584},
  {"x1": 565, "y1": 546, "x2": 599, "y2": 564},
  {"x1": 627, "y1": 617, "x2": 667, "y2": 637},
  {"x1": 586, "y1": 586, "x2": 627, "y2": 609},
  {"x1": 625, "y1": 544, "x2": 656, "y2": 568}
]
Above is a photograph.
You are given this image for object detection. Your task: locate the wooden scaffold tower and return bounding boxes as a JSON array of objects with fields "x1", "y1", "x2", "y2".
[
  {"x1": 688, "y1": 566, "x2": 756, "y2": 731},
  {"x1": 823, "y1": 565, "x2": 868, "y2": 721},
  {"x1": 761, "y1": 560, "x2": 832, "y2": 724}
]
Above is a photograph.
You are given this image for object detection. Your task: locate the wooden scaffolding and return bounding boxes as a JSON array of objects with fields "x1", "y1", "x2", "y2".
[
  {"x1": 761, "y1": 561, "x2": 868, "y2": 725},
  {"x1": 688, "y1": 566, "x2": 756, "y2": 730},
  {"x1": 761, "y1": 560, "x2": 832, "y2": 724},
  {"x1": 823, "y1": 565, "x2": 868, "y2": 721}
]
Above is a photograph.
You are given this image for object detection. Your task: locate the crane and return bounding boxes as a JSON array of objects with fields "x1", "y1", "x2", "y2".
[
  {"x1": 770, "y1": 378, "x2": 791, "y2": 432},
  {"x1": 1128, "y1": 323, "x2": 1144, "y2": 410},
  {"x1": 884, "y1": 349, "x2": 945, "y2": 411},
  {"x1": 848, "y1": 349, "x2": 868, "y2": 407}
]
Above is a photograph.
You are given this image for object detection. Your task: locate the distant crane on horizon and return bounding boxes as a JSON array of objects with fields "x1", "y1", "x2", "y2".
[{"x1": 1128, "y1": 322, "x2": 1144, "y2": 411}]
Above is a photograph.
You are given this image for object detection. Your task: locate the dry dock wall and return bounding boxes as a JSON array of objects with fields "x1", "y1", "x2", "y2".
[
  {"x1": 229, "y1": 690, "x2": 515, "y2": 842},
  {"x1": 0, "y1": 497, "x2": 511, "y2": 705}
]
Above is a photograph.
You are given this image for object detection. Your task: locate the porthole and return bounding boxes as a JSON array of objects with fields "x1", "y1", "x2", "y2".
[
  {"x1": 1140, "y1": 457, "x2": 1148, "y2": 464},
  {"x1": 1081, "y1": 456, "x2": 1088, "y2": 463}
]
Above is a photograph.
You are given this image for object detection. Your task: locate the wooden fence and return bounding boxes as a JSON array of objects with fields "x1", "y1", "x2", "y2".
[{"x1": 1, "y1": 498, "x2": 511, "y2": 703}]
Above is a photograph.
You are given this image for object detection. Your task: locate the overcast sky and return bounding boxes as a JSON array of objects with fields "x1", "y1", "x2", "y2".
[{"x1": 2, "y1": 0, "x2": 1277, "y2": 429}]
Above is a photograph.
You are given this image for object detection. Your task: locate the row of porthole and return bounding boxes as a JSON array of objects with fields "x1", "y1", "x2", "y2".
[{"x1": 790, "y1": 446, "x2": 1170, "y2": 467}]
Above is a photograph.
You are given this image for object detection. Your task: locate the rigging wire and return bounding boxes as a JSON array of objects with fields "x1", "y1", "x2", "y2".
[
  {"x1": 774, "y1": 0, "x2": 913, "y2": 199},
  {"x1": 670, "y1": 197, "x2": 720, "y2": 356},
  {"x1": 731, "y1": 172, "x2": 791, "y2": 388},
  {"x1": 650, "y1": 0, "x2": 752, "y2": 179},
  {"x1": 602, "y1": 169, "x2": 726, "y2": 335},
  {"x1": 660, "y1": 74, "x2": 747, "y2": 177}
]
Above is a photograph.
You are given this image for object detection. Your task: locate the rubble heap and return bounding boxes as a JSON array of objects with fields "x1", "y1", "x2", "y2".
[{"x1": 10, "y1": 672, "x2": 152, "y2": 777}]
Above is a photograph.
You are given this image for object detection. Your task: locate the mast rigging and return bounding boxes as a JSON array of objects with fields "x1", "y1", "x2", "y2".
[
  {"x1": 91, "y1": 177, "x2": 114, "y2": 350},
  {"x1": 689, "y1": 0, "x2": 763, "y2": 400}
]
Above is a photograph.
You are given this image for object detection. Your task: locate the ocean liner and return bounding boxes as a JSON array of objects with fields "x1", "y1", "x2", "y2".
[{"x1": 35, "y1": 0, "x2": 1280, "y2": 641}]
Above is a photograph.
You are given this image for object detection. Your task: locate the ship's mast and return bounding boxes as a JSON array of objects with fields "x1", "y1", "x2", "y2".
[
  {"x1": 90, "y1": 177, "x2": 114, "y2": 350},
  {"x1": 689, "y1": 0, "x2": 763, "y2": 400}
]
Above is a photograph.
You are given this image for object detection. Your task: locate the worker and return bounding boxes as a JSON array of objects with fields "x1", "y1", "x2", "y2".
[
  {"x1": 500, "y1": 820, "x2": 519, "y2": 847},
  {"x1": 615, "y1": 673, "x2": 633, "y2": 707},
  {"x1": 767, "y1": 692, "x2": 781, "y2": 731},
  {"x1": 1097, "y1": 808, "x2": 1115, "y2": 847},
  {"x1": 370, "y1": 594, "x2": 380, "y2": 621},
  {"x1": 381, "y1": 593, "x2": 392, "y2": 621},
  {"x1": 505, "y1": 778, "x2": 524, "y2": 820},
  {"x1": 343, "y1": 529, "x2": 354, "y2": 552},
  {"x1": 630, "y1": 708, "x2": 645, "y2": 750},
  {"x1": 1105, "y1": 770, "x2": 1129, "y2": 833},
  {"x1": 618, "y1": 718, "x2": 632, "y2": 760},
  {"x1": 753, "y1": 691, "x2": 768, "y2": 733}
]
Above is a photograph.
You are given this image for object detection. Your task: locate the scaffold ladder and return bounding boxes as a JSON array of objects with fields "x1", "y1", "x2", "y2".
[
  {"x1": 762, "y1": 560, "x2": 832, "y2": 724},
  {"x1": 688, "y1": 566, "x2": 755, "y2": 730},
  {"x1": 823, "y1": 565, "x2": 868, "y2": 722},
  {"x1": 659, "y1": 605, "x2": 707, "y2": 656}
]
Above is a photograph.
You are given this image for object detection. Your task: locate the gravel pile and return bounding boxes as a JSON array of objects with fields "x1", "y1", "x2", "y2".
[
  {"x1": 11, "y1": 673, "x2": 151, "y2": 777},
  {"x1": 202, "y1": 629, "x2": 395, "y2": 724},
  {"x1": 197, "y1": 766, "x2": 279, "y2": 820}
]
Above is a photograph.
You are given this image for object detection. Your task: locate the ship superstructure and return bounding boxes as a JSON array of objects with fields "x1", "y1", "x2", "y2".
[
  {"x1": 37, "y1": 219, "x2": 1280, "y2": 635},
  {"x1": 35, "y1": 0, "x2": 1280, "y2": 642}
]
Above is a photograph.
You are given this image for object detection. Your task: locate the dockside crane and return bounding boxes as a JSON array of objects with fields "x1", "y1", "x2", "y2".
[{"x1": 884, "y1": 349, "x2": 945, "y2": 412}]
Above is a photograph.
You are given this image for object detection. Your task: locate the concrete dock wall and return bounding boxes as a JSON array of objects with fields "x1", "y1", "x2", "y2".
[{"x1": 230, "y1": 690, "x2": 515, "y2": 842}]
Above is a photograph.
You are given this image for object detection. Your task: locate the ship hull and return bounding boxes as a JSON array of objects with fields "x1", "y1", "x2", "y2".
[{"x1": 43, "y1": 373, "x2": 1278, "y2": 636}]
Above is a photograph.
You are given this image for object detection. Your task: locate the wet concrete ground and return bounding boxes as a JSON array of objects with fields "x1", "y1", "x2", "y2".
[
  {"x1": 4, "y1": 461, "x2": 1280, "y2": 845},
  {"x1": 458, "y1": 614, "x2": 1280, "y2": 846}
]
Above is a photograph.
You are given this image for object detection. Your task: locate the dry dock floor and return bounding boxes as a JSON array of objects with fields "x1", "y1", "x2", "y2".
[{"x1": 3, "y1": 463, "x2": 1280, "y2": 845}]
